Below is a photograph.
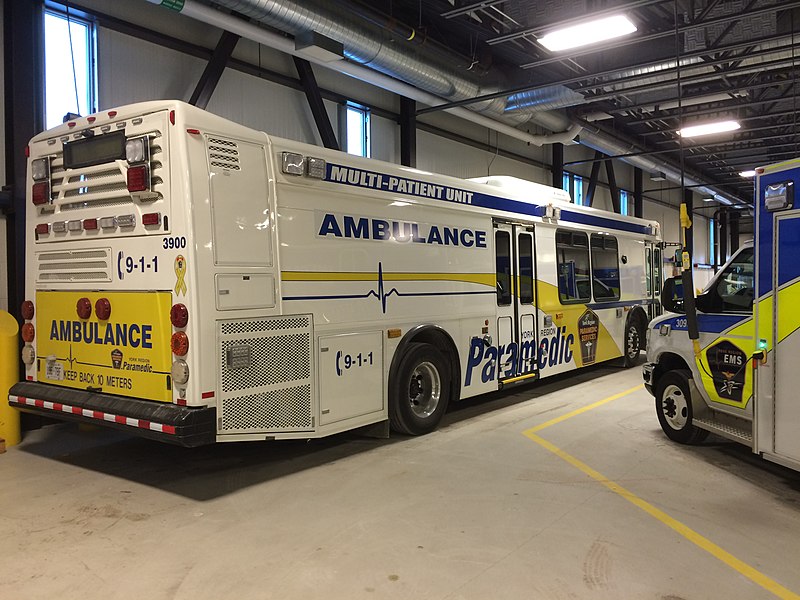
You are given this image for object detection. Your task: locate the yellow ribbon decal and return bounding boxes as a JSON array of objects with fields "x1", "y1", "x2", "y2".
[{"x1": 174, "y1": 254, "x2": 187, "y2": 296}]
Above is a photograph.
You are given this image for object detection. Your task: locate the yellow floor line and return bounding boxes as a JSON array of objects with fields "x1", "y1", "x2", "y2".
[
  {"x1": 524, "y1": 383, "x2": 644, "y2": 434},
  {"x1": 521, "y1": 386, "x2": 800, "y2": 599}
]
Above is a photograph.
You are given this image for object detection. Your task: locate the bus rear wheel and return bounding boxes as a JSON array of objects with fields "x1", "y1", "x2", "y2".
[
  {"x1": 655, "y1": 370, "x2": 709, "y2": 444},
  {"x1": 389, "y1": 343, "x2": 451, "y2": 435}
]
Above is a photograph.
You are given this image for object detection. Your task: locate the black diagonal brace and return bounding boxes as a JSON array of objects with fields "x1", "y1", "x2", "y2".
[
  {"x1": 293, "y1": 57, "x2": 339, "y2": 150},
  {"x1": 189, "y1": 30, "x2": 240, "y2": 109}
]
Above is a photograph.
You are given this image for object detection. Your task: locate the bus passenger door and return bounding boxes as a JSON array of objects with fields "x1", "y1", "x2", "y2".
[
  {"x1": 494, "y1": 224, "x2": 538, "y2": 385},
  {"x1": 646, "y1": 242, "x2": 663, "y2": 320}
]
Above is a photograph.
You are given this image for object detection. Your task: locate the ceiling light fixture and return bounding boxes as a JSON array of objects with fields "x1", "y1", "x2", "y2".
[
  {"x1": 679, "y1": 120, "x2": 741, "y2": 137},
  {"x1": 739, "y1": 170, "x2": 756, "y2": 178},
  {"x1": 538, "y1": 15, "x2": 637, "y2": 52}
]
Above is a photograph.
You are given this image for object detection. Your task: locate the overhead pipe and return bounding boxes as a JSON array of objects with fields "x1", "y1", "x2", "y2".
[
  {"x1": 145, "y1": 0, "x2": 581, "y2": 147},
  {"x1": 147, "y1": 0, "x2": 744, "y2": 203}
]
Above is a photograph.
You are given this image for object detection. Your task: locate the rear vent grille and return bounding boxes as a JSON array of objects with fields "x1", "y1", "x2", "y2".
[
  {"x1": 217, "y1": 315, "x2": 313, "y2": 434},
  {"x1": 208, "y1": 137, "x2": 241, "y2": 171},
  {"x1": 36, "y1": 248, "x2": 112, "y2": 282}
]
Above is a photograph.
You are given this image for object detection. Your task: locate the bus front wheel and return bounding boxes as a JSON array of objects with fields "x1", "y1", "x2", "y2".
[
  {"x1": 389, "y1": 343, "x2": 451, "y2": 435},
  {"x1": 655, "y1": 370, "x2": 709, "y2": 444}
]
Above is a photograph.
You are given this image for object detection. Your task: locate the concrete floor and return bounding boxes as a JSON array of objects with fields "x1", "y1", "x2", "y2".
[{"x1": 2, "y1": 365, "x2": 800, "y2": 600}]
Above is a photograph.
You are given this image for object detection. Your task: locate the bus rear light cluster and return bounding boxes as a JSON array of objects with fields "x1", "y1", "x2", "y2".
[
  {"x1": 32, "y1": 182, "x2": 51, "y2": 205},
  {"x1": 21, "y1": 301, "x2": 34, "y2": 320},
  {"x1": 127, "y1": 164, "x2": 150, "y2": 193},
  {"x1": 76, "y1": 297, "x2": 92, "y2": 319},
  {"x1": 142, "y1": 212, "x2": 161, "y2": 226},
  {"x1": 95, "y1": 298, "x2": 112, "y2": 320},
  {"x1": 170, "y1": 303, "x2": 189, "y2": 328},
  {"x1": 40, "y1": 214, "x2": 136, "y2": 235},
  {"x1": 21, "y1": 323, "x2": 35, "y2": 343},
  {"x1": 171, "y1": 332, "x2": 189, "y2": 356},
  {"x1": 20, "y1": 300, "x2": 36, "y2": 365}
]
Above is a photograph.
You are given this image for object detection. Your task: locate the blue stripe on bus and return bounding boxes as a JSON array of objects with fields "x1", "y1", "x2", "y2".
[
  {"x1": 655, "y1": 314, "x2": 749, "y2": 333},
  {"x1": 324, "y1": 163, "x2": 654, "y2": 236}
]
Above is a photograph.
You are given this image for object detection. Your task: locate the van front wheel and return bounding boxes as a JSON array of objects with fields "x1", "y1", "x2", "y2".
[{"x1": 655, "y1": 370, "x2": 709, "y2": 444}]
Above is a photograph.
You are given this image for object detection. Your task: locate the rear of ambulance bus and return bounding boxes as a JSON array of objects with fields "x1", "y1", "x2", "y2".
[{"x1": 8, "y1": 101, "x2": 215, "y2": 446}]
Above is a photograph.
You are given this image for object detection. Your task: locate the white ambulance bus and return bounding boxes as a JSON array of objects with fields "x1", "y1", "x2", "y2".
[{"x1": 9, "y1": 100, "x2": 661, "y2": 446}]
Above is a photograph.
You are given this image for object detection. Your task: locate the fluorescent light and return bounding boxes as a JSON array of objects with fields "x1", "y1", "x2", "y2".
[
  {"x1": 538, "y1": 15, "x2": 637, "y2": 52},
  {"x1": 739, "y1": 170, "x2": 756, "y2": 178},
  {"x1": 679, "y1": 120, "x2": 741, "y2": 137},
  {"x1": 702, "y1": 197, "x2": 714, "y2": 202}
]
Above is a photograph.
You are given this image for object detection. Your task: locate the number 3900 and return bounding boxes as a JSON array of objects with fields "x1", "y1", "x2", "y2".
[{"x1": 162, "y1": 236, "x2": 187, "y2": 249}]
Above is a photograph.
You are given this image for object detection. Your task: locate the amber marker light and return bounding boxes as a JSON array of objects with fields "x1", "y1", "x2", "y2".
[
  {"x1": 171, "y1": 332, "x2": 189, "y2": 356},
  {"x1": 21, "y1": 323, "x2": 35, "y2": 343}
]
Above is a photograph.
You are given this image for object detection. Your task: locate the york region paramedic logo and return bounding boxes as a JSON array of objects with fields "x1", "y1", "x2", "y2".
[
  {"x1": 111, "y1": 348, "x2": 123, "y2": 369},
  {"x1": 706, "y1": 340, "x2": 746, "y2": 402},
  {"x1": 578, "y1": 310, "x2": 599, "y2": 365}
]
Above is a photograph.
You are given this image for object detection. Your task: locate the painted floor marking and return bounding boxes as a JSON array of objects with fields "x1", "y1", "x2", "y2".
[{"x1": 522, "y1": 384, "x2": 800, "y2": 600}]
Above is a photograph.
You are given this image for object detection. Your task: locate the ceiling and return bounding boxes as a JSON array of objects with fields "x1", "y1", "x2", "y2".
[{"x1": 344, "y1": 0, "x2": 800, "y2": 209}]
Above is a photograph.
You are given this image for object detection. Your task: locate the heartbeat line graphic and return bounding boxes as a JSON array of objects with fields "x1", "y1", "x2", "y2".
[{"x1": 282, "y1": 262, "x2": 493, "y2": 314}]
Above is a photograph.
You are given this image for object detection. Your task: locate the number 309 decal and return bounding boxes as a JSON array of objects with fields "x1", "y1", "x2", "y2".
[{"x1": 163, "y1": 236, "x2": 187, "y2": 249}]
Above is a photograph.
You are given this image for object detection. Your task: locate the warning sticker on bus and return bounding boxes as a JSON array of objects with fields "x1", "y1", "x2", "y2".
[{"x1": 35, "y1": 291, "x2": 173, "y2": 402}]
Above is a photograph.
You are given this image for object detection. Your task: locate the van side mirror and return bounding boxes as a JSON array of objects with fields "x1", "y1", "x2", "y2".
[{"x1": 662, "y1": 276, "x2": 685, "y2": 313}]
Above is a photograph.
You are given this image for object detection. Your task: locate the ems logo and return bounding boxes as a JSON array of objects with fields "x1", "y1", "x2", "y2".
[
  {"x1": 706, "y1": 340, "x2": 746, "y2": 402},
  {"x1": 578, "y1": 309, "x2": 599, "y2": 365},
  {"x1": 111, "y1": 348, "x2": 123, "y2": 369}
]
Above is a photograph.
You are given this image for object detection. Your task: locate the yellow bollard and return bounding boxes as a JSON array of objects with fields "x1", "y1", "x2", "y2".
[{"x1": 0, "y1": 310, "x2": 21, "y2": 448}]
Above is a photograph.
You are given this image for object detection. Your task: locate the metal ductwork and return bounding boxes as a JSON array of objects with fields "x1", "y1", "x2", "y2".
[{"x1": 148, "y1": 0, "x2": 746, "y2": 203}]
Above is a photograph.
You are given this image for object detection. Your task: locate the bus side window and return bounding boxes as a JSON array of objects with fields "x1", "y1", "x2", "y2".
[
  {"x1": 495, "y1": 230, "x2": 512, "y2": 306},
  {"x1": 518, "y1": 233, "x2": 534, "y2": 304},
  {"x1": 590, "y1": 234, "x2": 620, "y2": 301},
  {"x1": 556, "y1": 229, "x2": 591, "y2": 303}
]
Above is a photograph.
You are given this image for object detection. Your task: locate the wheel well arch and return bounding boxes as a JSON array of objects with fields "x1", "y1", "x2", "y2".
[
  {"x1": 653, "y1": 351, "x2": 693, "y2": 388},
  {"x1": 626, "y1": 305, "x2": 649, "y2": 335},
  {"x1": 390, "y1": 325, "x2": 461, "y2": 403}
]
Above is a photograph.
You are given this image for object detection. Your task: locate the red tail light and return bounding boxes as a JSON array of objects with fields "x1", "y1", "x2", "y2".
[
  {"x1": 21, "y1": 323, "x2": 35, "y2": 343},
  {"x1": 83, "y1": 218, "x2": 98, "y2": 230},
  {"x1": 35, "y1": 223, "x2": 50, "y2": 235},
  {"x1": 32, "y1": 182, "x2": 50, "y2": 205},
  {"x1": 170, "y1": 303, "x2": 189, "y2": 328},
  {"x1": 21, "y1": 301, "x2": 34, "y2": 320},
  {"x1": 126, "y1": 164, "x2": 150, "y2": 192},
  {"x1": 95, "y1": 298, "x2": 112, "y2": 320},
  {"x1": 171, "y1": 332, "x2": 189, "y2": 356},
  {"x1": 142, "y1": 212, "x2": 161, "y2": 226},
  {"x1": 76, "y1": 297, "x2": 92, "y2": 319}
]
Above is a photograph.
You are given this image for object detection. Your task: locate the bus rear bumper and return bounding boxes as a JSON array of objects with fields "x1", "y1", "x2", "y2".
[{"x1": 8, "y1": 381, "x2": 216, "y2": 447}]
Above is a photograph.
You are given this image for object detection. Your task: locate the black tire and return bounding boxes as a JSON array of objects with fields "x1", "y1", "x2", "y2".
[
  {"x1": 622, "y1": 317, "x2": 643, "y2": 368},
  {"x1": 654, "y1": 370, "x2": 710, "y2": 444},
  {"x1": 389, "y1": 343, "x2": 451, "y2": 435}
]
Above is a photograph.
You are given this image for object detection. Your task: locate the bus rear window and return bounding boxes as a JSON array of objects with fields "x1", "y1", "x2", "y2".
[{"x1": 63, "y1": 131, "x2": 126, "y2": 169}]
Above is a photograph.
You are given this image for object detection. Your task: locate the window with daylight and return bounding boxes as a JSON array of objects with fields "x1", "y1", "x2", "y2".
[
  {"x1": 574, "y1": 176, "x2": 585, "y2": 205},
  {"x1": 709, "y1": 218, "x2": 716, "y2": 265},
  {"x1": 562, "y1": 172, "x2": 571, "y2": 196},
  {"x1": 44, "y1": 7, "x2": 96, "y2": 129},
  {"x1": 345, "y1": 103, "x2": 371, "y2": 157},
  {"x1": 619, "y1": 190, "x2": 629, "y2": 215}
]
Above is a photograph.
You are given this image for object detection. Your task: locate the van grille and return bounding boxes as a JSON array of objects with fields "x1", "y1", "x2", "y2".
[{"x1": 36, "y1": 248, "x2": 112, "y2": 282}]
